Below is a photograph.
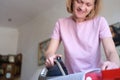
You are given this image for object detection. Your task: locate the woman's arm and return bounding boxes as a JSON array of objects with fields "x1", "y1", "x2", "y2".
[
  {"x1": 45, "y1": 38, "x2": 61, "y2": 67},
  {"x1": 101, "y1": 37, "x2": 120, "y2": 70}
]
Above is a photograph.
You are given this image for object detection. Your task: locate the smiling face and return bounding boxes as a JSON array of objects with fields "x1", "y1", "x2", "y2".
[{"x1": 72, "y1": 0, "x2": 95, "y2": 22}]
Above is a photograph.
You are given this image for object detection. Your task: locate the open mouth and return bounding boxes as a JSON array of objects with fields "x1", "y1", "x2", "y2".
[{"x1": 76, "y1": 8, "x2": 84, "y2": 14}]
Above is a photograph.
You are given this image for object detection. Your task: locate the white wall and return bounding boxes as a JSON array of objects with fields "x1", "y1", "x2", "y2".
[
  {"x1": 0, "y1": 27, "x2": 18, "y2": 55},
  {"x1": 17, "y1": 1, "x2": 67, "y2": 80},
  {"x1": 100, "y1": 0, "x2": 120, "y2": 24},
  {"x1": 17, "y1": 0, "x2": 120, "y2": 80}
]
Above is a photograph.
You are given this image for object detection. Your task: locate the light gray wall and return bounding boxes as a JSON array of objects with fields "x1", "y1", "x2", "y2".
[
  {"x1": 17, "y1": 0, "x2": 120, "y2": 80},
  {"x1": 0, "y1": 27, "x2": 18, "y2": 55},
  {"x1": 100, "y1": 0, "x2": 120, "y2": 24}
]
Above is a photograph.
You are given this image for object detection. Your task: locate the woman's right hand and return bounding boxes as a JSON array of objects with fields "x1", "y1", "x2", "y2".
[{"x1": 45, "y1": 54, "x2": 62, "y2": 68}]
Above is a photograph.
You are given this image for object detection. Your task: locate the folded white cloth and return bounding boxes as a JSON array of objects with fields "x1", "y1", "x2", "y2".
[
  {"x1": 48, "y1": 68, "x2": 101, "y2": 80},
  {"x1": 48, "y1": 72, "x2": 84, "y2": 80}
]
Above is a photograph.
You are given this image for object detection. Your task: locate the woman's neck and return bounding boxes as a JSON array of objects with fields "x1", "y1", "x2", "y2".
[{"x1": 72, "y1": 16, "x2": 85, "y2": 23}]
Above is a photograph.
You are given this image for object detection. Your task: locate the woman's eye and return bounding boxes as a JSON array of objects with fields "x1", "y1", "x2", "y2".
[
  {"x1": 76, "y1": 0, "x2": 82, "y2": 3},
  {"x1": 86, "y1": 3, "x2": 93, "y2": 7}
]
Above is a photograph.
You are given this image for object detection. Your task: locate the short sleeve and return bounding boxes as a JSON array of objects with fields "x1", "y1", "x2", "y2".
[
  {"x1": 99, "y1": 17, "x2": 112, "y2": 39},
  {"x1": 51, "y1": 20, "x2": 61, "y2": 40}
]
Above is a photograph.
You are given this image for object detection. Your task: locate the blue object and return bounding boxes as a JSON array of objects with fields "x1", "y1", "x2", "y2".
[{"x1": 46, "y1": 57, "x2": 68, "y2": 77}]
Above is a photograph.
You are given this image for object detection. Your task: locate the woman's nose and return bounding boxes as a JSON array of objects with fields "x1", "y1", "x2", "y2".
[{"x1": 79, "y1": 4, "x2": 86, "y2": 11}]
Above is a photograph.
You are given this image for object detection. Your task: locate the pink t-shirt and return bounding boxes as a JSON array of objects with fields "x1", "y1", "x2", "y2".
[{"x1": 51, "y1": 16, "x2": 112, "y2": 74}]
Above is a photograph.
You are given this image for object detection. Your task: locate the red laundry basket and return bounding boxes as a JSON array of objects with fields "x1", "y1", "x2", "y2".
[
  {"x1": 102, "y1": 68, "x2": 120, "y2": 80},
  {"x1": 85, "y1": 68, "x2": 120, "y2": 80}
]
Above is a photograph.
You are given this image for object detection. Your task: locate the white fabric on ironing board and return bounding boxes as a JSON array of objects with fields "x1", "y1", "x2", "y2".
[
  {"x1": 48, "y1": 72, "x2": 84, "y2": 80},
  {"x1": 48, "y1": 68, "x2": 100, "y2": 80}
]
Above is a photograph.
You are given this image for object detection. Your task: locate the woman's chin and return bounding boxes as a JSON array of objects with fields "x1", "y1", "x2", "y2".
[{"x1": 76, "y1": 16, "x2": 85, "y2": 19}]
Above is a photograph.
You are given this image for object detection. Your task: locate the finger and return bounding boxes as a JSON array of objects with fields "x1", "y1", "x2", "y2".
[
  {"x1": 101, "y1": 61, "x2": 110, "y2": 70},
  {"x1": 101, "y1": 64, "x2": 108, "y2": 70},
  {"x1": 45, "y1": 59, "x2": 51, "y2": 67},
  {"x1": 47, "y1": 57, "x2": 55, "y2": 67},
  {"x1": 45, "y1": 54, "x2": 62, "y2": 67},
  {"x1": 49, "y1": 58, "x2": 54, "y2": 66},
  {"x1": 56, "y1": 54, "x2": 62, "y2": 58}
]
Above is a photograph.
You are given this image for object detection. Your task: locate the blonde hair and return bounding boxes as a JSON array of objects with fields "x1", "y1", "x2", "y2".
[{"x1": 66, "y1": 0, "x2": 101, "y2": 20}]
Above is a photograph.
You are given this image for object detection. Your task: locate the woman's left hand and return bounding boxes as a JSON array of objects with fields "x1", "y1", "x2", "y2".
[{"x1": 101, "y1": 61, "x2": 119, "y2": 70}]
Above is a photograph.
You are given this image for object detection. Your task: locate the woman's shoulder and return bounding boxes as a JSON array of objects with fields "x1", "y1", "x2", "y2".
[{"x1": 93, "y1": 16, "x2": 107, "y2": 22}]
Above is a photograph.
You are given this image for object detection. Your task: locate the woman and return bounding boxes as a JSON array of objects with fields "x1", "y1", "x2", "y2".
[{"x1": 45, "y1": 0, "x2": 120, "y2": 74}]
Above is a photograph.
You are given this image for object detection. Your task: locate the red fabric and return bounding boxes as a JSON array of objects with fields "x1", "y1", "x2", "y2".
[
  {"x1": 102, "y1": 68, "x2": 120, "y2": 80},
  {"x1": 85, "y1": 68, "x2": 120, "y2": 80}
]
